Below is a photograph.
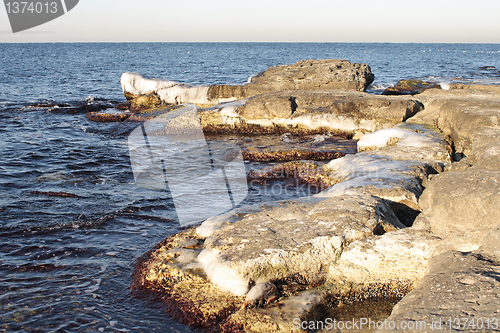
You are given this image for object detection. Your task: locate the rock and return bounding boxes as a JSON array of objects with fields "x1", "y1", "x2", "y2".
[
  {"x1": 131, "y1": 228, "x2": 244, "y2": 330},
  {"x1": 480, "y1": 223, "x2": 500, "y2": 262},
  {"x1": 242, "y1": 282, "x2": 278, "y2": 309},
  {"x1": 408, "y1": 87, "x2": 500, "y2": 156},
  {"x1": 114, "y1": 101, "x2": 131, "y2": 110},
  {"x1": 419, "y1": 169, "x2": 500, "y2": 252},
  {"x1": 479, "y1": 66, "x2": 496, "y2": 70},
  {"x1": 378, "y1": 250, "x2": 500, "y2": 333},
  {"x1": 121, "y1": 60, "x2": 375, "y2": 109},
  {"x1": 206, "y1": 132, "x2": 357, "y2": 163},
  {"x1": 383, "y1": 79, "x2": 441, "y2": 96},
  {"x1": 85, "y1": 111, "x2": 131, "y2": 122},
  {"x1": 328, "y1": 228, "x2": 442, "y2": 290},
  {"x1": 319, "y1": 123, "x2": 450, "y2": 226},
  {"x1": 247, "y1": 161, "x2": 342, "y2": 191},
  {"x1": 129, "y1": 93, "x2": 162, "y2": 112},
  {"x1": 199, "y1": 91, "x2": 424, "y2": 136},
  {"x1": 244, "y1": 59, "x2": 375, "y2": 95},
  {"x1": 196, "y1": 195, "x2": 405, "y2": 296},
  {"x1": 133, "y1": 228, "x2": 328, "y2": 333},
  {"x1": 465, "y1": 138, "x2": 500, "y2": 170}
]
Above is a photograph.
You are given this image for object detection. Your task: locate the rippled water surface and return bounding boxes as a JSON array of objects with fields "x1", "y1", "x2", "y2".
[{"x1": 1, "y1": 42, "x2": 500, "y2": 332}]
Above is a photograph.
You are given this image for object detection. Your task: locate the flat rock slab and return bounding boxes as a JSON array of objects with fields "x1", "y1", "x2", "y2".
[
  {"x1": 200, "y1": 91, "x2": 424, "y2": 136},
  {"x1": 378, "y1": 250, "x2": 500, "y2": 333},
  {"x1": 132, "y1": 228, "x2": 330, "y2": 332},
  {"x1": 408, "y1": 87, "x2": 500, "y2": 156},
  {"x1": 197, "y1": 195, "x2": 405, "y2": 296}
]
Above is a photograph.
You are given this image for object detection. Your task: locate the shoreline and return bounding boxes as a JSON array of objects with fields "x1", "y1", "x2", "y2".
[{"x1": 126, "y1": 60, "x2": 500, "y2": 332}]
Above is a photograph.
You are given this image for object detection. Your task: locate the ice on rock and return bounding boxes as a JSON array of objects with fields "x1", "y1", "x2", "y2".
[
  {"x1": 318, "y1": 154, "x2": 424, "y2": 200},
  {"x1": 197, "y1": 248, "x2": 250, "y2": 296},
  {"x1": 120, "y1": 72, "x2": 178, "y2": 95},
  {"x1": 357, "y1": 128, "x2": 439, "y2": 151},
  {"x1": 121, "y1": 72, "x2": 212, "y2": 105},
  {"x1": 157, "y1": 85, "x2": 211, "y2": 105}
]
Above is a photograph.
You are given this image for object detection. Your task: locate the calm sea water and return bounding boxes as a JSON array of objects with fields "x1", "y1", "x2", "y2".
[{"x1": 1, "y1": 43, "x2": 499, "y2": 332}]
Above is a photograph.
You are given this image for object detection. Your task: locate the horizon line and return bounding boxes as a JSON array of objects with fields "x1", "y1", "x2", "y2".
[{"x1": 1, "y1": 41, "x2": 500, "y2": 44}]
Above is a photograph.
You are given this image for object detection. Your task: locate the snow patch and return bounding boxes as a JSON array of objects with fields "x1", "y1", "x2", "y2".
[
  {"x1": 121, "y1": 72, "x2": 213, "y2": 105},
  {"x1": 440, "y1": 82, "x2": 451, "y2": 90},
  {"x1": 197, "y1": 248, "x2": 250, "y2": 295},
  {"x1": 157, "y1": 85, "x2": 210, "y2": 105},
  {"x1": 357, "y1": 128, "x2": 439, "y2": 151},
  {"x1": 317, "y1": 153, "x2": 422, "y2": 198},
  {"x1": 121, "y1": 72, "x2": 178, "y2": 95}
]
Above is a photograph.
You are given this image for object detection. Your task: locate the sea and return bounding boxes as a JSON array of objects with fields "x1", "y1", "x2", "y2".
[{"x1": 1, "y1": 42, "x2": 500, "y2": 333}]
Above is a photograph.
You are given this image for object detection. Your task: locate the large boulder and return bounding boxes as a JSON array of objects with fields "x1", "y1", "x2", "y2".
[
  {"x1": 243, "y1": 59, "x2": 375, "y2": 96},
  {"x1": 418, "y1": 169, "x2": 500, "y2": 252}
]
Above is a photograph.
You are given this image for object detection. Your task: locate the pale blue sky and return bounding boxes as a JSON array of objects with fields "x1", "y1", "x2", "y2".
[{"x1": 1, "y1": 0, "x2": 500, "y2": 42}]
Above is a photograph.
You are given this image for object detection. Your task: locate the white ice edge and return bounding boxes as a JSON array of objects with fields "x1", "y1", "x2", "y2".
[
  {"x1": 357, "y1": 128, "x2": 439, "y2": 150},
  {"x1": 197, "y1": 248, "x2": 250, "y2": 295},
  {"x1": 121, "y1": 72, "x2": 213, "y2": 105}
]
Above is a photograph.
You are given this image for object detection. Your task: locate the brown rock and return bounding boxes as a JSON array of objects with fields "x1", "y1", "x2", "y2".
[
  {"x1": 243, "y1": 59, "x2": 375, "y2": 96},
  {"x1": 378, "y1": 250, "x2": 500, "y2": 333},
  {"x1": 85, "y1": 111, "x2": 131, "y2": 122},
  {"x1": 199, "y1": 91, "x2": 424, "y2": 136},
  {"x1": 130, "y1": 93, "x2": 163, "y2": 112},
  {"x1": 419, "y1": 169, "x2": 500, "y2": 252},
  {"x1": 383, "y1": 79, "x2": 441, "y2": 96}
]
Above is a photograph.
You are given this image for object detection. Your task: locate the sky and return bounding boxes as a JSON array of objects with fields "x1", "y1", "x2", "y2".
[{"x1": 1, "y1": 0, "x2": 500, "y2": 43}]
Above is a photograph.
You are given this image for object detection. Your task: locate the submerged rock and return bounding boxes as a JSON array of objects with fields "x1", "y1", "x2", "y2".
[{"x1": 383, "y1": 79, "x2": 441, "y2": 95}]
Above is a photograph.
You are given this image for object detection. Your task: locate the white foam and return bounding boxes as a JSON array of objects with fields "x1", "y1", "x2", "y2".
[
  {"x1": 197, "y1": 248, "x2": 250, "y2": 295},
  {"x1": 120, "y1": 72, "x2": 178, "y2": 95},
  {"x1": 440, "y1": 82, "x2": 451, "y2": 90},
  {"x1": 357, "y1": 128, "x2": 439, "y2": 151}
]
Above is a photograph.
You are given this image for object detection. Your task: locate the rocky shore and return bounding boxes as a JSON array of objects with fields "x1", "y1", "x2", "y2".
[{"x1": 125, "y1": 60, "x2": 500, "y2": 332}]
